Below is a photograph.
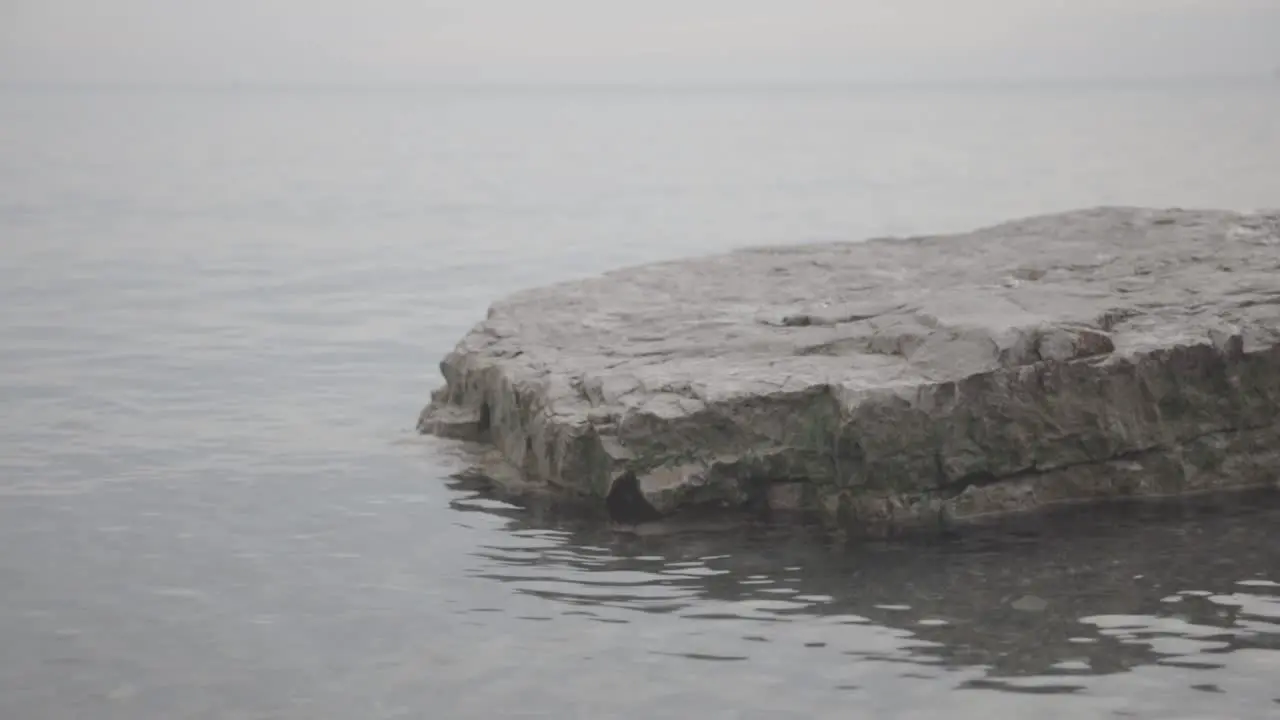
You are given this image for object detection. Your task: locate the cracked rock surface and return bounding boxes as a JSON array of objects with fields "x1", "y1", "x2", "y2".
[{"x1": 419, "y1": 207, "x2": 1280, "y2": 531}]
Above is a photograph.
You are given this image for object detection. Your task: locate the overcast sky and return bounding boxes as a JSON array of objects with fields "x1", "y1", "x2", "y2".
[{"x1": 2, "y1": 0, "x2": 1278, "y2": 85}]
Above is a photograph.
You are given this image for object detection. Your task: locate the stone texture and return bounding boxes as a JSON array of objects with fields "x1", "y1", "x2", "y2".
[{"x1": 418, "y1": 207, "x2": 1280, "y2": 532}]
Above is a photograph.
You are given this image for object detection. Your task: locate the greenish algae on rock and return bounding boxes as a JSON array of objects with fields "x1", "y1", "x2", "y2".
[{"x1": 418, "y1": 207, "x2": 1280, "y2": 533}]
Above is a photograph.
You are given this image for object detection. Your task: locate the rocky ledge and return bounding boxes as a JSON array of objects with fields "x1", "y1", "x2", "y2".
[{"x1": 419, "y1": 207, "x2": 1280, "y2": 533}]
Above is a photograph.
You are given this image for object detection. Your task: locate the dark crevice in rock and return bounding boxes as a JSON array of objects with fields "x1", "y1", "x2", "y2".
[
  {"x1": 781, "y1": 312, "x2": 876, "y2": 328},
  {"x1": 1095, "y1": 307, "x2": 1146, "y2": 333},
  {"x1": 794, "y1": 338, "x2": 869, "y2": 357},
  {"x1": 935, "y1": 421, "x2": 1274, "y2": 501},
  {"x1": 738, "y1": 476, "x2": 775, "y2": 516},
  {"x1": 765, "y1": 303, "x2": 908, "y2": 329},
  {"x1": 1237, "y1": 296, "x2": 1280, "y2": 309},
  {"x1": 605, "y1": 471, "x2": 665, "y2": 525}
]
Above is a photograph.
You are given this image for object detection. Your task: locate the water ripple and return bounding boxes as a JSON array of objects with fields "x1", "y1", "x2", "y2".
[
  {"x1": 453, "y1": 475, "x2": 1280, "y2": 710},
  {"x1": 4, "y1": 84, "x2": 1280, "y2": 720}
]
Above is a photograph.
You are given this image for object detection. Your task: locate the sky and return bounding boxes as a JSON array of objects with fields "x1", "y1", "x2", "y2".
[{"x1": 2, "y1": 0, "x2": 1278, "y2": 86}]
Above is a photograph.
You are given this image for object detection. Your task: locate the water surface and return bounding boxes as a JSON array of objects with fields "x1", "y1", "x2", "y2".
[{"x1": 1, "y1": 82, "x2": 1279, "y2": 719}]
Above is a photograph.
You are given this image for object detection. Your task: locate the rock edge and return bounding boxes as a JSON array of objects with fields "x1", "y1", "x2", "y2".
[{"x1": 419, "y1": 207, "x2": 1280, "y2": 532}]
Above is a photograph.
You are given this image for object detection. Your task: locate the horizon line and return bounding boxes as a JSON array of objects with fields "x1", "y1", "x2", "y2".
[{"x1": 0, "y1": 72, "x2": 1272, "y2": 93}]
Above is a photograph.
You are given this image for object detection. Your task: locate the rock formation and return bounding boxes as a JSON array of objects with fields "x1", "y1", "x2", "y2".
[{"x1": 419, "y1": 207, "x2": 1280, "y2": 532}]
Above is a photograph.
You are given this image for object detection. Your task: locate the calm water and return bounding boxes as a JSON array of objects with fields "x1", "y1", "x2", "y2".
[{"x1": 2, "y1": 82, "x2": 1279, "y2": 719}]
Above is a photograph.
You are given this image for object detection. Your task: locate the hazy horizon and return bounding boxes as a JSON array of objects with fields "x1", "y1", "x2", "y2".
[
  {"x1": 3, "y1": 1, "x2": 1279, "y2": 87},
  {"x1": 0, "y1": 72, "x2": 1274, "y2": 92}
]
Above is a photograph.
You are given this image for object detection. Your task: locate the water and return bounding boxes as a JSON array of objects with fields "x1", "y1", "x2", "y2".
[{"x1": 2, "y1": 81, "x2": 1279, "y2": 719}]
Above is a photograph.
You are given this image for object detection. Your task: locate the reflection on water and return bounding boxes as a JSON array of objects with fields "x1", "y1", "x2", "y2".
[{"x1": 452, "y1": 477, "x2": 1280, "y2": 715}]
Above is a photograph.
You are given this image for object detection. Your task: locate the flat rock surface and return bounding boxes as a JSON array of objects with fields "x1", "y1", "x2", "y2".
[{"x1": 420, "y1": 207, "x2": 1280, "y2": 531}]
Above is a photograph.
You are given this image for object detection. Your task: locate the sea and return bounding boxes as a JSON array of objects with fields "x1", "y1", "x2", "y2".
[{"x1": 2, "y1": 80, "x2": 1279, "y2": 719}]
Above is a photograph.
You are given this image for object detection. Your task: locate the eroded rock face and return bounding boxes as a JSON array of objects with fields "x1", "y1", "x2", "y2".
[{"x1": 419, "y1": 207, "x2": 1280, "y2": 532}]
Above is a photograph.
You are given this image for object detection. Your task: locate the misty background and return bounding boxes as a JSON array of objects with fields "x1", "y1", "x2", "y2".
[{"x1": 3, "y1": 0, "x2": 1279, "y2": 87}]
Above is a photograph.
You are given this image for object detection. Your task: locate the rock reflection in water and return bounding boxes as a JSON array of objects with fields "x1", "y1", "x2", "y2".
[{"x1": 450, "y1": 478, "x2": 1280, "y2": 715}]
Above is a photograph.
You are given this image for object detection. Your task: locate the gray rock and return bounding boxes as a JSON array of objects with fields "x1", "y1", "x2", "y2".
[
  {"x1": 418, "y1": 207, "x2": 1280, "y2": 533},
  {"x1": 1010, "y1": 595, "x2": 1050, "y2": 613}
]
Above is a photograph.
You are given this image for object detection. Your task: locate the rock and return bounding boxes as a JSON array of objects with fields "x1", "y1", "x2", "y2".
[
  {"x1": 418, "y1": 207, "x2": 1280, "y2": 533},
  {"x1": 1010, "y1": 595, "x2": 1049, "y2": 613}
]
